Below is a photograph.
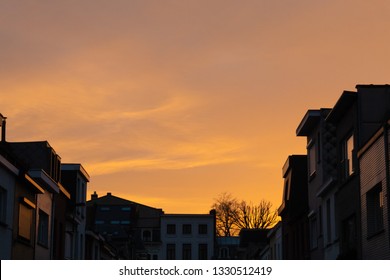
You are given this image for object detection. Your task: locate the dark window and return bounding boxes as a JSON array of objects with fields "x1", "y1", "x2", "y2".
[
  {"x1": 326, "y1": 199, "x2": 332, "y2": 243},
  {"x1": 198, "y1": 224, "x2": 207, "y2": 234},
  {"x1": 167, "y1": 224, "x2": 176, "y2": 234},
  {"x1": 166, "y1": 244, "x2": 176, "y2": 260},
  {"x1": 341, "y1": 215, "x2": 357, "y2": 258},
  {"x1": 38, "y1": 210, "x2": 49, "y2": 247},
  {"x1": 183, "y1": 224, "x2": 192, "y2": 235},
  {"x1": 182, "y1": 244, "x2": 192, "y2": 260},
  {"x1": 309, "y1": 216, "x2": 317, "y2": 250},
  {"x1": 367, "y1": 184, "x2": 384, "y2": 236},
  {"x1": 152, "y1": 229, "x2": 160, "y2": 242},
  {"x1": 198, "y1": 244, "x2": 208, "y2": 260},
  {"x1": 308, "y1": 141, "x2": 316, "y2": 177},
  {"x1": 142, "y1": 230, "x2": 151, "y2": 242},
  {"x1": 0, "y1": 187, "x2": 6, "y2": 224}
]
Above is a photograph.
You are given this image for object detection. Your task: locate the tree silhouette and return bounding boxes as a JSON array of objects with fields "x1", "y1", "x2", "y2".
[
  {"x1": 212, "y1": 193, "x2": 279, "y2": 236},
  {"x1": 212, "y1": 192, "x2": 240, "y2": 236}
]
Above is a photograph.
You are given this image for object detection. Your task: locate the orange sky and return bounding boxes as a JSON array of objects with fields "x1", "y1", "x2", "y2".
[{"x1": 1, "y1": 0, "x2": 389, "y2": 213}]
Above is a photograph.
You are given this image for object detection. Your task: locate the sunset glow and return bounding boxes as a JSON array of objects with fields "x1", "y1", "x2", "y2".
[{"x1": 1, "y1": 0, "x2": 389, "y2": 213}]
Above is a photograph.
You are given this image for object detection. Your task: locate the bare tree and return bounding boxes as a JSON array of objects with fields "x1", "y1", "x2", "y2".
[
  {"x1": 212, "y1": 193, "x2": 279, "y2": 236},
  {"x1": 211, "y1": 192, "x2": 240, "y2": 236},
  {"x1": 235, "y1": 200, "x2": 279, "y2": 230}
]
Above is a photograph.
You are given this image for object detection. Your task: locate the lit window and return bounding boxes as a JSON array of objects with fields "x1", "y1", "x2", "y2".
[
  {"x1": 19, "y1": 202, "x2": 33, "y2": 240},
  {"x1": 341, "y1": 134, "x2": 354, "y2": 178}
]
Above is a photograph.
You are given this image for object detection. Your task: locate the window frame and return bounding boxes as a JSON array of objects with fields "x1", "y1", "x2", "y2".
[
  {"x1": 167, "y1": 224, "x2": 176, "y2": 235},
  {"x1": 341, "y1": 133, "x2": 354, "y2": 179},
  {"x1": 0, "y1": 186, "x2": 7, "y2": 225},
  {"x1": 366, "y1": 184, "x2": 384, "y2": 237},
  {"x1": 307, "y1": 139, "x2": 317, "y2": 178},
  {"x1": 37, "y1": 209, "x2": 49, "y2": 247},
  {"x1": 198, "y1": 224, "x2": 208, "y2": 235},
  {"x1": 18, "y1": 199, "x2": 35, "y2": 242},
  {"x1": 182, "y1": 224, "x2": 192, "y2": 235}
]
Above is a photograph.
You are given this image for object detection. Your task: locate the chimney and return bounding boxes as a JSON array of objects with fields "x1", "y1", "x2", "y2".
[
  {"x1": 107, "y1": 192, "x2": 112, "y2": 196},
  {"x1": 91, "y1": 191, "x2": 98, "y2": 200},
  {"x1": 0, "y1": 113, "x2": 6, "y2": 143}
]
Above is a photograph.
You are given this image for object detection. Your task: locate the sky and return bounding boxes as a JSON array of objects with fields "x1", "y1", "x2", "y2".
[{"x1": 1, "y1": 0, "x2": 389, "y2": 213}]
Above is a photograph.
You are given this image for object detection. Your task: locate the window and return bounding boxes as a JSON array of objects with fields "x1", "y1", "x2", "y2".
[
  {"x1": 308, "y1": 141, "x2": 316, "y2": 177},
  {"x1": 0, "y1": 187, "x2": 6, "y2": 225},
  {"x1": 166, "y1": 244, "x2": 176, "y2": 260},
  {"x1": 142, "y1": 230, "x2": 151, "y2": 242},
  {"x1": 38, "y1": 210, "x2": 49, "y2": 247},
  {"x1": 309, "y1": 217, "x2": 317, "y2": 250},
  {"x1": 121, "y1": 207, "x2": 131, "y2": 212},
  {"x1": 366, "y1": 184, "x2": 384, "y2": 236},
  {"x1": 182, "y1": 244, "x2": 192, "y2": 260},
  {"x1": 283, "y1": 179, "x2": 290, "y2": 201},
  {"x1": 110, "y1": 220, "x2": 120, "y2": 224},
  {"x1": 198, "y1": 244, "x2": 208, "y2": 260},
  {"x1": 198, "y1": 224, "x2": 207, "y2": 234},
  {"x1": 167, "y1": 224, "x2": 176, "y2": 234},
  {"x1": 18, "y1": 202, "x2": 34, "y2": 240},
  {"x1": 326, "y1": 199, "x2": 332, "y2": 243},
  {"x1": 219, "y1": 247, "x2": 229, "y2": 259},
  {"x1": 100, "y1": 207, "x2": 110, "y2": 211},
  {"x1": 182, "y1": 224, "x2": 192, "y2": 235},
  {"x1": 341, "y1": 134, "x2": 354, "y2": 179},
  {"x1": 152, "y1": 229, "x2": 160, "y2": 242},
  {"x1": 341, "y1": 215, "x2": 357, "y2": 257}
]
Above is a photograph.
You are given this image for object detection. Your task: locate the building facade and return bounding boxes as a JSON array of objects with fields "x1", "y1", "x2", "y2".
[
  {"x1": 160, "y1": 212, "x2": 216, "y2": 260},
  {"x1": 278, "y1": 155, "x2": 309, "y2": 259}
]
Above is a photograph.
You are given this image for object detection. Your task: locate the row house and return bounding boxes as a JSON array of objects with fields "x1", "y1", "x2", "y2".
[
  {"x1": 0, "y1": 115, "x2": 89, "y2": 259},
  {"x1": 86, "y1": 192, "x2": 217, "y2": 260},
  {"x1": 86, "y1": 192, "x2": 163, "y2": 259},
  {"x1": 278, "y1": 155, "x2": 309, "y2": 259},
  {"x1": 281, "y1": 84, "x2": 390, "y2": 259},
  {"x1": 160, "y1": 212, "x2": 216, "y2": 260},
  {"x1": 358, "y1": 121, "x2": 390, "y2": 259},
  {"x1": 261, "y1": 222, "x2": 282, "y2": 260}
]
